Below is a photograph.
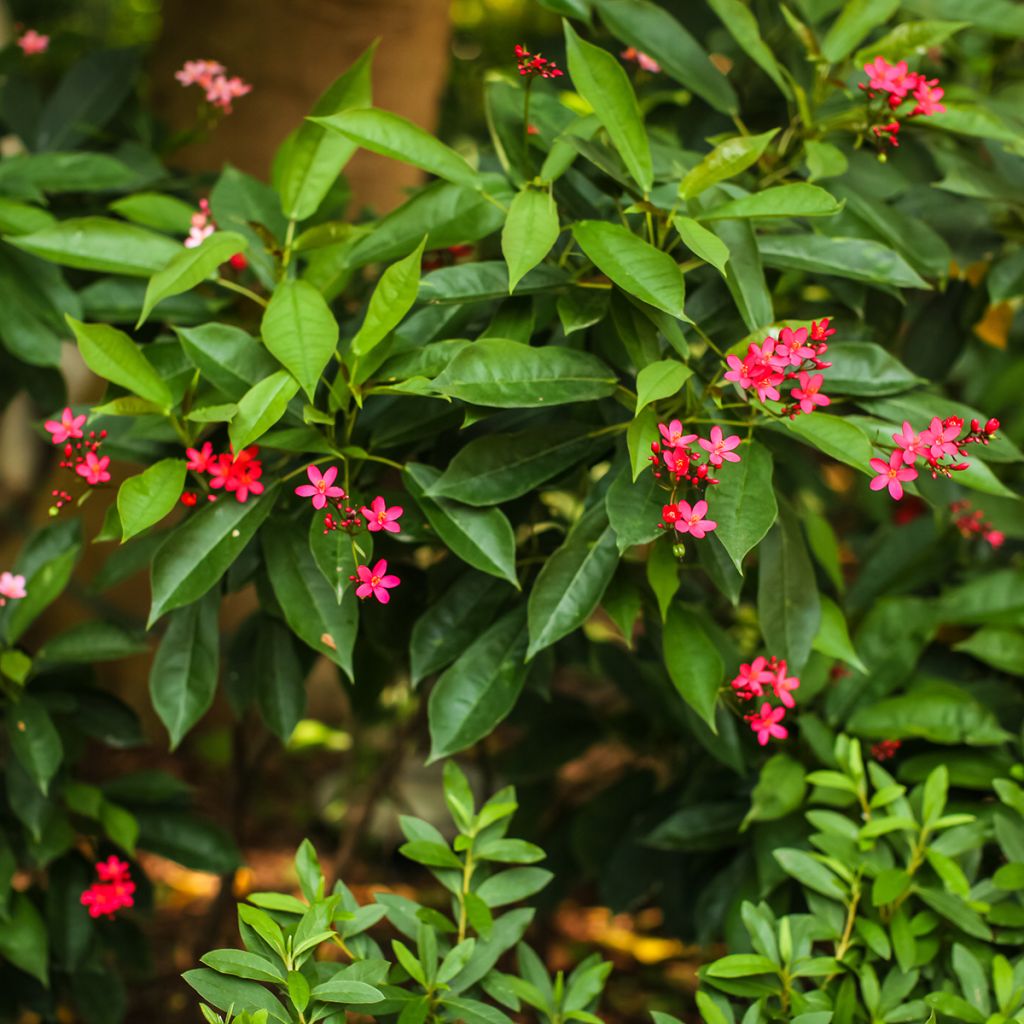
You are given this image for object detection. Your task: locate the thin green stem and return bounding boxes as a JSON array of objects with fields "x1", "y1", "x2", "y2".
[
  {"x1": 457, "y1": 848, "x2": 475, "y2": 943},
  {"x1": 215, "y1": 277, "x2": 268, "y2": 308},
  {"x1": 522, "y1": 77, "x2": 534, "y2": 177}
]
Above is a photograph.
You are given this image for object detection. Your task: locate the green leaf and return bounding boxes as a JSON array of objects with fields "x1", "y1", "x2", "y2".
[
  {"x1": 502, "y1": 189, "x2": 560, "y2": 294},
  {"x1": 261, "y1": 279, "x2": 339, "y2": 401},
  {"x1": 277, "y1": 41, "x2": 376, "y2": 221},
  {"x1": 109, "y1": 192, "x2": 194, "y2": 234},
  {"x1": 743, "y1": 754, "x2": 806, "y2": 827},
  {"x1": 228, "y1": 371, "x2": 301, "y2": 452},
  {"x1": 757, "y1": 235, "x2": 930, "y2": 290},
  {"x1": 138, "y1": 232, "x2": 247, "y2": 326},
  {"x1": 635, "y1": 360, "x2": 693, "y2": 415},
  {"x1": 573, "y1": 221, "x2": 684, "y2": 317},
  {"x1": 606, "y1": 464, "x2": 663, "y2": 553},
  {"x1": 176, "y1": 323, "x2": 281, "y2": 402},
  {"x1": 6, "y1": 697, "x2": 63, "y2": 795},
  {"x1": 429, "y1": 608, "x2": 528, "y2": 761},
  {"x1": 350, "y1": 238, "x2": 426, "y2": 357},
  {"x1": 9, "y1": 216, "x2": 182, "y2": 277},
  {"x1": 183, "y1": 969, "x2": 290, "y2": 1024},
  {"x1": 475, "y1": 868, "x2": 553, "y2": 907},
  {"x1": 37, "y1": 621, "x2": 147, "y2": 664},
  {"x1": 433, "y1": 337, "x2": 617, "y2": 407},
  {"x1": 595, "y1": 0, "x2": 738, "y2": 114},
  {"x1": 526, "y1": 505, "x2": 619, "y2": 657},
  {"x1": 705, "y1": 954, "x2": 778, "y2": 978},
  {"x1": 673, "y1": 216, "x2": 730, "y2": 274},
  {"x1": 757, "y1": 509, "x2": 821, "y2": 670},
  {"x1": 700, "y1": 183, "x2": 842, "y2": 220},
  {"x1": 663, "y1": 606, "x2": 724, "y2": 731},
  {"x1": 262, "y1": 520, "x2": 358, "y2": 676},
  {"x1": 428, "y1": 426, "x2": 594, "y2": 506},
  {"x1": 627, "y1": 407, "x2": 658, "y2": 481},
  {"x1": 821, "y1": 0, "x2": 901, "y2": 62},
  {"x1": 148, "y1": 590, "x2": 220, "y2": 749},
  {"x1": 149, "y1": 487, "x2": 276, "y2": 625},
  {"x1": 314, "y1": 108, "x2": 480, "y2": 188},
  {"x1": 405, "y1": 463, "x2": 518, "y2": 585},
  {"x1": 774, "y1": 848, "x2": 847, "y2": 901},
  {"x1": 706, "y1": 0, "x2": 791, "y2": 97},
  {"x1": 65, "y1": 317, "x2": 173, "y2": 409},
  {"x1": 117, "y1": 459, "x2": 187, "y2": 543},
  {"x1": 308, "y1": 513, "x2": 365, "y2": 605},
  {"x1": 804, "y1": 141, "x2": 848, "y2": 181},
  {"x1": 711, "y1": 440, "x2": 776, "y2": 571},
  {"x1": 399, "y1": 840, "x2": 463, "y2": 869},
  {"x1": 777, "y1": 413, "x2": 874, "y2": 473},
  {"x1": 253, "y1": 619, "x2": 307, "y2": 741},
  {"x1": 711, "y1": 218, "x2": 773, "y2": 331},
  {"x1": 200, "y1": 949, "x2": 285, "y2": 985},
  {"x1": 916, "y1": 887, "x2": 992, "y2": 940},
  {"x1": 0, "y1": 893, "x2": 48, "y2": 985},
  {"x1": 824, "y1": 342, "x2": 923, "y2": 396},
  {"x1": 852, "y1": 19, "x2": 969, "y2": 65},
  {"x1": 563, "y1": 21, "x2": 652, "y2": 192},
  {"x1": 646, "y1": 540, "x2": 680, "y2": 622},
  {"x1": 812, "y1": 596, "x2": 866, "y2": 671},
  {"x1": 679, "y1": 130, "x2": 777, "y2": 200},
  {"x1": 954, "y1": 626, "x2": 1024, "y2": 676},
  {"x1": 311, "y1": 979, "x2": 385, "y2": 1005}
]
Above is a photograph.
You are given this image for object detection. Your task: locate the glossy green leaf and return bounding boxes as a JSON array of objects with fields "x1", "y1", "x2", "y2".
[
  {"x1": 117, "y1": 458, "x2": 187, "y2": 543},
  {"x1": 315, "y1": 108, "x2": 480, "y2": 188},
  {"x1": 526, "y1": 504, "x2": 619, "y2": 657},
  {"x1": 824, "y1": 342, "x2": 923, "y2": 396},
  {"x1": 712, "y1": 440, "x2": 777, "y2": 571},
  {"x1": 778, "y1": 413, "x2": 874, "y2": 473},
  {"x1": 148, "y1": 590, "x2": 220, "y2": 750},
  {"x1": 706, "y1": 0, "x2": 790, "y2": 97},
  {"x1": 954, "y1": 626, "x2": 1024, "y2": 676},
  {"x1": 679, "y1": 130, "x2": 777, "y2": 200},
  {"x1": 812, "y1": 596, "x2": 867, "y2": 671},
  {"x1": 253, "y1": 619, "x2": 307, "y2": 741},
  {"x1": 433, "y1": 337, "x2": 617, "y2": 408},
  {"x1": 674, "y1": 216, "x2": 730, "y2": 274},
  {"x1": 711, "y1": 218, "x2": 773, "y2": 331},
  {"x1": 109, "y1": 192, "x2": 194, "y2": 234},
  {"x1": 428, "y1": 608, "x2": 528, "y2": 760},
  {"x1": 606, "y1": 464, "x2": 663, "y2": 553},
  {"x1": 564, "y1": 21, "x2": 652, "y2": 192},
  {"x1": 757, "y1": 235, "x2": 930, "y2": 290},
  {"x1": 573, "y1": 221, "x2": 684, "y2": 317},
  {"x1": 183, "y1": 969, "x2": 290, "y2": 1024},
  {"x1": 149, "y1": 487, "x2": 276, "y2": 625},
  {"x1": 261, "y1": 279, "x2": 339, "y2": 401},
  {"x1": 228, "y1": 371, "x2": 300, "y2": 452},
  {"x1": 821, "y1": 0, "x2": 901, "y2": 62},
  {"x1": 744, "y1": 753, "x2": 806, "y2": 826},
  {"x1": 635, "y1": 360, "x2": 693, "y2": 415},
  {"x1": 663, "y1": 606, "x2": 724, "y2": 731},
  {"x1": 502, "y1": 189, "x2": 560, "y2": 293},
  {"x1": 200, "y1": 949, "x2": 285, "y2": 985},
  {"x1": 5, "y1": 696, "x2": 63, "y2": 795},
  {"x1": 350, "y1": 238, "x2": 426, "y2": 357},
  {"x1": 852, "y1": 19, "x2": 969, "y2": 64},
  {"x1": 700, "y1": 183, "x2": 842, "y2": 220},
  {"x1": 176, "y1": 323, "x2": 281, "y2": 402},
  {"x1": 66, "y1": 316, "x2": 172, "y2": 409},
  {"x1": 0, "y1": 893, "x2": 48, "y2": 985}
]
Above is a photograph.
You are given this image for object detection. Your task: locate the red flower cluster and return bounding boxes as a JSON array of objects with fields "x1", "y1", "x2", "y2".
[
  {"x1": 185, "y1": 442, "x2": 265, "y2": 503},
  {"x1": 870, "y1": 416, "x2": 999, "y2": 501},
  {"x1": 80, "y1": 856, "x2": 135, "y2": 919},
  {"x1": 860, "y1": 57, "x2": 945, "y2": 148},
  {"x1": 514, "y1": 44, "x2": 563, "y2": 79},
  {"x1": 871, "y1": 739, "x2": 902, "y2": 762},
  {"x1": 43, "y1": 407, "x2": 112, "y2": 513},
  {"x1": 725, "y1": 320, "x2": 834, "y2": 415},
  {"x1": 950, "y1": 500, "x2": 1004, "y2": 548},
  {"x1": 731, "y1": 656, "x2": 800, "y2": 745},
  {"x1": 175, "y1": 59, "x2": 251, "y2": 113}
]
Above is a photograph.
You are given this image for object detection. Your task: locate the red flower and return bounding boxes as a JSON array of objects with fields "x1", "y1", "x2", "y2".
[
  {"x1": 76, "y1": 452, "x2": 111, "y2": 486},
  {"x1": 672, "y1": 500, "x2": 716, "y2": 539},
  {"x1": 186, "y1": 441, "x2": 215, "y2": 472},
  {"x1": 699, "y1": 426, "x2": 742, "y2": 467},
  {"x1": 209, "y1": 447, "x2": 264, "y2": 502},
  {"x1": 514, "y1": 44, "x2": 564, "y2": 79},
  {"x1": 295, "y1": 465, "x2": 345, "y2": 510},
  {"x1": 354, "y1": 560, "x2": 400, "y2": 604},
  {"x1": 80, "y1": 857, "x2": 135, "y2": 919},
  {"x1": 790, "y1": 372, "x2": 830, "y2": 414},
  {"x1": 869, "y1": 450, "x2": 917, "y2": 501},
  {"x1": 746, "y1": 704, "x2": 787, "y2": 745},
  {"x1": 361, "y1": 496, "x2": 403, "y2": 533}
]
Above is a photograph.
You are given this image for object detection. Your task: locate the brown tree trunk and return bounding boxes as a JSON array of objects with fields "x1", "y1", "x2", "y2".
[{"x1": 150, "y1": 0, "x2": 452, "y2": 213}]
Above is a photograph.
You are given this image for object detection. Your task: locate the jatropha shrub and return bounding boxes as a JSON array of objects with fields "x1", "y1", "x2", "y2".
[{"x1": 2, "y1": 1, "x2": 1024, "y2": 1022}]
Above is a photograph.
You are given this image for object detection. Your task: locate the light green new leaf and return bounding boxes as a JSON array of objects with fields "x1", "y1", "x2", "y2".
[
  {"x1": 66, "y1": 316, "x2": 172, "y2": 409},
  {"x1": 564, "y1": 21, "x2": 652, "y2": 193},
  {"x1": 261, "y1": 279, "x2": 339, "y2": 401},
  {"x1": 663, "y1": 606, "x2": 724, "y2": 732},
  {"x1": 314, "y1": 108, "x2": 479, "y2": 188},
  {"x1": 821, "y1": 0, "x2": 901, "y2": 62},
  {"x1": 350, "y1": 237, "x2": 426, "y2": 357},
  {"x1": 699, "y1": 183, "x2": 842, "y2": 220},
  {"x1": 635, "y1": 360, "x2": 693, "y2": 415},
  {"x1": 117, "y1": 458, "x2": 187, "y2": 542},
  {"x1": 679, "y1": 130, "x2": 777, "y2": 200},
  {"x1": 137, "y1": 231, "x2": 247, "y2": 326},
  {"x1": 573, "y1": 220, "x2": 684, "y2": 317},
  {"x1": 229, "y1": 371, "x2": 300, "y2": 451},
  {"x1": 502, "y1": 189, "x2": 560, "y2": 294},
  {"x1": 278, "y1": 41, "x2": 376, "y2": 221},
  {"x1": 712, "y1": 440, "x2": 777, "y2": 571},
  {"x1": 674, "y1": 216, "x2": 730, "y2": 274},
  {"x1": 109, "y1": 192, "x2": 194, "y2": 233},
  {"x1": 627, "y1": 407, "x2": 659, "y2": 481}
]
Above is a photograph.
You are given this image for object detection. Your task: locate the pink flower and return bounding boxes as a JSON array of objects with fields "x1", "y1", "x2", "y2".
[
  {"x1": 774, "y1": 327, "x2": 815, "y2": 368},
  {"x1": 186, "y1": 442, "x2": 214, "y2": 473},
  {"x1": 731, "y1": 657, "x2": 772, "y2": 699},
  {"x1": 76, "y1": 452, "x2": 111, "y2": 486},
  {"x1": 747, "y1": 703, "x2": 788, "y2": 746},
  {"x1": 921, "y1": 416, "x2": 962, "y2": 460},
  {"x1": 863, "y1": 57, "x2": 906, "y2": 93},
  {"x1": 810, "y1": 318, "x2": 836, "y2": 342},
  {"x1": 80, "y1": 857, "x2": 135, "y2": 919},
  {"x1": 699, "y1": 426, "x2": 742, "y2": 467},
  {"x1": 361, "y1": 496, "x2": 403, "y2": 533},
  {"x1": 985, "y1": 530, "x2": 1005, "y2": 548},
  {"x1": 17, "y1": 29, "x2": 49, "y2": 56},
  {"x1": 672, "y1": 500, "x2": 717, "y2": 540},
  {"x1": 45, "y1": 407, "x2": 87, "y2": 445},
  {"x1": 911, "y1": 78, "x2": 945, "y2": 117},
  {"x1": 209, "y1": 447, "x2": 264, "y2": 502},
  {"x1": 790, "y1": 372, "x2": 830, "y2": 414},
  {"x1": 205, "y1": 74, "x2": 252, "y2": 112},
  {"x1": 724, "y1": 354, "x2": 754, "y2": 390},
  {"x1": 662, "y1": 447, "x2": 692, "y2": 477},
  {"x1": 658, "y1": 420, "x2": 697, "y2": 447},
  {"x1": 621, "y1": 47, "x2": 660, "y2": 73},
  {"x1": 0, "y1": 572, "x2": 27, "y2": 606},
  {"x1": 770, "y1": 662, "x2": 800, "y2": 708},
  {"x1": 892, "y1": 421, "x2": 928, "y2": 465},
  {"x1": 869, "y1": 450, "x2": 917, "y2": 501},
  {"x1": 354, "y1": 560, "x2": 401, "y2": 604},
  {"x1": 295, "y1": 465, "x2": 346, "y2": 510},
  {"x1": 174, "y1": 59, "x2": 226, "y2": 88}
]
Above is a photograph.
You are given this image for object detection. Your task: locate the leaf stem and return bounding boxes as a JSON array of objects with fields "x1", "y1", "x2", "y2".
[{"x1": 215, "y1": 277, "x2": 268, "y2": 308}]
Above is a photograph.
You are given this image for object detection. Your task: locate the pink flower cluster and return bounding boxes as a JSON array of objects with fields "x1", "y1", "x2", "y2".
[
  {"x1": 514, "y1": 44, "x2": 563, "y2": 79},
  {"x1": 860, "y1": 57, "x2": 945, "y2": 148},
  {"x1": 80, "y1": 856, "x2": 135, "y2": 919},
  {"x1": 725, "y1": 320, "x2": 834, "y2": 414},
  {"x1": 183, "y1": 199, "x2": 248, "y2": 269},
  {"x1": 17, "y1": 29, "x2": 49, "y2": 56},
  {"x1": 175, "y1": 59, "x2": 251, "y2": 113},
  {"x1": 950, "y1": 500, "x2": 1004, "y2": 549},
  {"x1": 621, "y1": 47, "x2": 660, "y2": 73},
  {"x1": 870, "y1": 415, "x2": 999, "y2": 501},
  {"x1": 185, "y1": 443, "x2": 264, "y2": 503},
  {"x1": 0, "y1": 571, "x2": 27, "y2": 606},
  {"x1": 731, "y1": 655, "x2": 800, "y2": 745},
  {"x1": 43, "y1": 408, "x2": 112, "y2": 510},
  {"x1": 294, "y1": 466, "x2": 404, "y2": 604}
]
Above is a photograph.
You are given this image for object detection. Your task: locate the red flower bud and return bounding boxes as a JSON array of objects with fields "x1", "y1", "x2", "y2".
[
  {"x1": 180, "y1": 491, "x2": 198, "y2": 506},
  {"x1": 970, "y1": 418, "x2": 980, "y2": 432},
  {"x1": 986, "y1": 418, "x2": 1000, "y2": 435}
]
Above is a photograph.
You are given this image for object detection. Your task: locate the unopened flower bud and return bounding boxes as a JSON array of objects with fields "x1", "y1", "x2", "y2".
[{"x1": 986, "y1": 418, "x2": 1000, "y2": 435}]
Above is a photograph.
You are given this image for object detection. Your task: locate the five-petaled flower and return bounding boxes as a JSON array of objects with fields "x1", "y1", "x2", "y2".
[
  {"x1": 354, "y1": 560, "x2": 401, "y2": 604},
  {"x1": 76, "y1": 452, "x2": 111, "y2": 486},
  {"x1": 699, "y1": 426, "x2": 742, "y2": 467},
  {"x1": 870, "y1": 450, "x2": 917, "y2": 501},
  {"x1": 0, "y1": 572, "x2": 27, "y2": 606},
  {"x1": 186, "y1": 441, "x2": 215, "y2": 472},
  {"x1": 175, "y1": 58, "x2": 251, "y2": 113},
  {"x1": 361, "y1": 496, "x2": 403, "y2": 533},
  {"x1": 731, "y1": 657, "x2": 772, "y2": 699},
  {"x1": 17, "y1": 29, "x2": 49, "y2": 55},
  {"x1": 80, "y1": 856, "x2": 135, "y2": 919},
  {"x1": 295, "y1": 465, "x2": 346, "y2": 510},
  {"x1": 791, "y1": 372, "x2": 830, "y2": 414},
  {"x1": 747, "y1": 703, "x2": 788, "y2": 745},
  {"x1": 671, "y1": 500, "x2": 716, "y2": 539},
  {"x1": 45, "y1": 407, "x2": 87, "y2": 445}
]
